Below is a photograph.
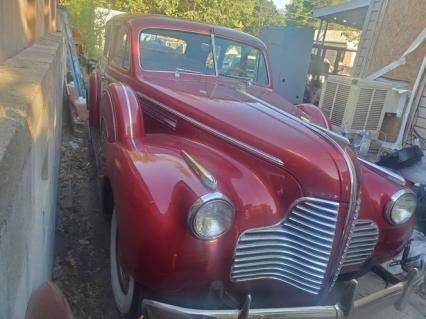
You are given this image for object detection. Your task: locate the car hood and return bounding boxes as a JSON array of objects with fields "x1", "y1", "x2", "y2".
[{"x1": 139, "y1": 74, "x2": 354, "y2": 202}]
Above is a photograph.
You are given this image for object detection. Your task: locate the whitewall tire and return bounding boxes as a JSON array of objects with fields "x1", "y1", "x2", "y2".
[{"x1": 110, "y1": 208, "x2": 136, "y2": 315}]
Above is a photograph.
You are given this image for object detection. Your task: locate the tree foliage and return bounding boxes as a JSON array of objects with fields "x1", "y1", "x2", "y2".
[
  {"x1": 285, "y1": 0, "x2": 348, "y2": 27},
  {"x1": 59, "y1": 0, "x2": 285, "y2": 58},
  {"x1": 102, "y1": 0, "x2": 284, "y2": 34}
]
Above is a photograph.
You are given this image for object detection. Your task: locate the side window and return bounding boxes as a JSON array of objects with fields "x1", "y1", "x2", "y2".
[
  {"x1": 111, "y1": 26, "x2": 130, "y2": 70},
  {"x1": 222, "y1": 45, "x2": 241, "y2": 70}
]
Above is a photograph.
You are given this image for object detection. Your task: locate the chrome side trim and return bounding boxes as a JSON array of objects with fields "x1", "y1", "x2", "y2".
[
  {"x1": 358, "y1": 157, "x2": 406, "y2": 186},
  {"x1": 137, "y1": 93, "x2": 284, "y2": 167},
  {"x1": 181, "y1": 150, "x2": 217, "y2": 190},
  {"x1": 120, "y1": 84, "x2": 137, "y2": 150},
  {"x1": 239, "y1": 90, "x2": 350, "y2": 145},
  {"x1": 143, "y1": 106, "x2": 177, "y2": 129},
  {"x1": 105, "y1": 89, "x2": 118, "y2": 141}
]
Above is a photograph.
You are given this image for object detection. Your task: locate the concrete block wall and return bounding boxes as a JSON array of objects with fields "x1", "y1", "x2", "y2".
[{"x1": 0, "y1": 32, "x2": 65, "y2": 319}]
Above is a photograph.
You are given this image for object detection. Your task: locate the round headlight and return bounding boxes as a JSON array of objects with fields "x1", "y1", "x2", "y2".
[
  {"x1": 385, "y1": 189, "x2": 417, "y2": 225},
  {"x1": 189, "y1": 193, "x2": 234, "y2": 240}
]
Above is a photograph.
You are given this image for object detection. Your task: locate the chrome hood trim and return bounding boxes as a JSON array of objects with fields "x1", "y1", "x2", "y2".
[
  {"x1": 238, "y1": 90, "x2": 350, "y2": 145},
  {"x1": 358, "y1": 158, "x2": 405, "y2": 186},
  {"x1": 138, "y1": 93, "x2": 285, "y2": 167}
]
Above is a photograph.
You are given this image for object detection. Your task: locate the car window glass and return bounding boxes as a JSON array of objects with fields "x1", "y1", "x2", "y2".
[
  {"x1": 140, "y1": 29, "x2": 215, "y2": 75},
  {"x1": 111, "y1": 26, "x2": 130, "y2": 70},
  {"x1": 215, "y1": 37, "x2": 269, "y2": 85},
  {"x1": 223, "y1": 45, "x2": 241, "y2": 70},
  {"x1": 140, "y1": 32, "x2": 187, "y2": 55}
]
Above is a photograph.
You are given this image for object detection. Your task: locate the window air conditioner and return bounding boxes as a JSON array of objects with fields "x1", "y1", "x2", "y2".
[{"x1": 319, "y1": 75, "x2": 408, "y2": 137}]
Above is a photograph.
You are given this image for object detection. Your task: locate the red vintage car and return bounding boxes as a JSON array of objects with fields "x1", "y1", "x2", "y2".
[{"x1": 88, "y1": 14, "x2": 422, "y2": 319}]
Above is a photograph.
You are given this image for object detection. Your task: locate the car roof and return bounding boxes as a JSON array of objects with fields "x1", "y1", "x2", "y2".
[{"x1": 110, "y1": 14, "x2": 268, "y2": 50}]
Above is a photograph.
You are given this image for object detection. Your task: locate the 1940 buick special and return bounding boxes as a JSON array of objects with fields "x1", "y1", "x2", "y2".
[{"x1": 88, "y1": 14, "x2": 422, "y2": 319}]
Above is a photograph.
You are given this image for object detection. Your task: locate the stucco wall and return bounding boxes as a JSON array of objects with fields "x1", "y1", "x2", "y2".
[
  {"x1": 0, "y1": 32, "x2": 64, "y2": 319},
  {"x1": 359, "y1": 0, "x2": 426, "y2": 84},
  {"x1": 0, "y1": 0, "x2": 57, "y2": 64}
]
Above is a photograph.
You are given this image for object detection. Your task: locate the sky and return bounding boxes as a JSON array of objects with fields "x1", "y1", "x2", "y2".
[{"x1": 272, "y1": 0, "x2": 292, "y2": 10}]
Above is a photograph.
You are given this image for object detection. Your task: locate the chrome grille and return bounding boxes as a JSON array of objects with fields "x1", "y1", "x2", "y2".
[
  {"x1": 341, "y1": 219, "x2": 378, "y2": 267},
  {"x1": 230, "y1": 198, "x2": 339, "y2": 295}
]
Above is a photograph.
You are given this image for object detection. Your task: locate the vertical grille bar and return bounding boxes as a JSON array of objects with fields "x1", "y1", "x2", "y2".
[
  {"x1": 230, "y1": 198, "x2": 339, "y2": 295},
  {"x1": 341, "y1": 219, "x2": 378, "y2": 268}
]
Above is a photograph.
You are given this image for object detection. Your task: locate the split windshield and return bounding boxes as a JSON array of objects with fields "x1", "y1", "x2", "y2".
[{"x1": 139, "y1": 29, "x2": 269, "y2": 85}]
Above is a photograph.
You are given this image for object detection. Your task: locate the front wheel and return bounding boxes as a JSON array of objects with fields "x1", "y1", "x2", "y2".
[{"x1": 110, "y1": 208, "x2": 140, "y2": 318}]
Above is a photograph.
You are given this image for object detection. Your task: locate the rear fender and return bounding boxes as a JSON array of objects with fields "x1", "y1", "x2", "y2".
[
  {"x1": 88, "y1": 71, "x2": 101, "y2": 128},
  {"x1": 99, "y1": 83, "x2": 144, "y2": 148}
]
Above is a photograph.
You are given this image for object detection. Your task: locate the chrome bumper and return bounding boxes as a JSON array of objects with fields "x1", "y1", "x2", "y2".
[{"x1": 141, "y1": 268, "x2": 422, "y2": 319}]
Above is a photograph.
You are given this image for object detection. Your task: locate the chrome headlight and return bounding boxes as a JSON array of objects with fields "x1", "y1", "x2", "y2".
[
  {"x1": 189, "y1": 192, "x2": 234, "y2": 240},
  {"x1": 385, "y1": 189, "x2": 417, "y2": 225}
]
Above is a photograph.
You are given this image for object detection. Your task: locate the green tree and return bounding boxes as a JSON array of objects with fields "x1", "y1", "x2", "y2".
[
  {"x1": 59, "y1": 0, "x2": 102, "y2": 57},
  {"x1": 60, "y1": 0, "x2": 285, "y2": 57},
  {"x1": 106, "y1": 0, "x2": 284, "y2": 34}
]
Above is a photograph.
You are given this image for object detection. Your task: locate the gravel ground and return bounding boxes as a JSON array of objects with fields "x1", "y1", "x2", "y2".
[{"x1": 53, "y1": 116, "x2": 120, "y2": 319}]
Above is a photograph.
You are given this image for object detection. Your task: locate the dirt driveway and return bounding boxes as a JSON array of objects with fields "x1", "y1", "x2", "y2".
[
  {"x1": 53, "y1": 117, "x2": 120, "y2": 319},
  {"x1": 52, "y1": 112, "x2": 425, "y2": 319}
]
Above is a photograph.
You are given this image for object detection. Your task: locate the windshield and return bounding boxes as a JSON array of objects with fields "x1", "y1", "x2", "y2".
[
  {"x1": 140, "y1": 29, "x2": 215, "y2": 75},
  {"x1": 139, "y1": 29, "x2": 269, "y2": 85},
  {"x1": 214, "y1": 37, "x2": 269, "y2": 85}
]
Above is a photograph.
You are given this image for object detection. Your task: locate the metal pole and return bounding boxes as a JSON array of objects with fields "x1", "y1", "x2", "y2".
[{"x1": 59, "y1": 8, "x2": 86, "y2": 99}]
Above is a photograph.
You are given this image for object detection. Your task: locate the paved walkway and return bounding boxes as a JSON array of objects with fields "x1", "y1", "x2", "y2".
[{"x1": 353, "y1": 272, "x2": 426, "y2": 319}]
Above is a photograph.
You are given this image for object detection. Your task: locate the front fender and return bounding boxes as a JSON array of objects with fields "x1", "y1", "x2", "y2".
[
  {"x1": 357, "y1": 164, "x2": 414, "y2": 265},
  {"x1": 105, "y1": 134, "x2": 303, "y2": 293}
]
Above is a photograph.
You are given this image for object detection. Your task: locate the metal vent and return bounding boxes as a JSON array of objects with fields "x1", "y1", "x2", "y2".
[
  {"x1": 352, "y1": 88, "x2": 373, "y2": 129},
  {"x1": 230, "y1": 198, "x2": 339, "y2": 295},
  {"x1": 365, "y1": 89, "x2": 387, "y2": 130},
  {"x1": 351, "y1": 88, "x2": 387, "y2": 130},
  {"x1": 341, "y1": 219, "x2": 378, "y2": 268},
  {"x1": 321, "y1": 82, "x2": 337, "y2": 118},
  {"x1": 330, "y1": 83, "x2": 351, "y2": 127}
]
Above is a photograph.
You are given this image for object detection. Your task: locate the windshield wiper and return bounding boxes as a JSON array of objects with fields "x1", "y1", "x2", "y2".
[{"x1": 175, "y1": 68, "x2": 202, "y2": 74}]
